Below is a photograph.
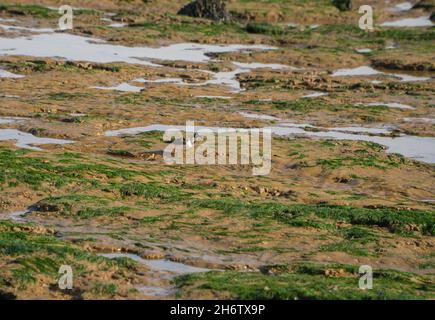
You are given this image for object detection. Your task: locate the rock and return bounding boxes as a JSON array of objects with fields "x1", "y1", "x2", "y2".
[
  {"x1": 253, "y1": 186, "x2": 266, "y2": 195},
  {"x1": 431, "y1": 12, "x2": 435, "y2": 22},
  {"x1": 334, "y1": 176, "x2": 352, "y2": 184},
  {"x1": 413, "y1": 0, "x2": 435, "y2": 11},
  {"x1": 324, "y1": 268, "x2": 347, "y2": 277},
  {"x1": 332, "y1": 0, "x2": 352, "y2": 11},
  {"x1": 265, "y1": 8, "x2": 284, "y2": 24},
  {"x1": 30, "y1": 201, "x2": 60, "y2": 213},
  {"x1": 178, "y1": 0, "x2": 231, "y2": 22},
  {"x1": 61, "y1": 117, "x2": 80, "y2": 123}
]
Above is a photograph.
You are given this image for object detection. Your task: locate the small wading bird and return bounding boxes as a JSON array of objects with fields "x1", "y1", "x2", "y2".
[
  {"x1": 166, "y1": 132, "x2": 202, "y2": 148},
  {"x1": 140, "y1": 132, "x2": 202, "y2": 160}
]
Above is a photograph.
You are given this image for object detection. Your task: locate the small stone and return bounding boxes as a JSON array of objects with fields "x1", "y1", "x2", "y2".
[
  {"x1": 332, "y1": 0, "x2": 352, "y2": 11},
  {"x1": 178, "y1": 0, "x2": 231, "y2": 22}
]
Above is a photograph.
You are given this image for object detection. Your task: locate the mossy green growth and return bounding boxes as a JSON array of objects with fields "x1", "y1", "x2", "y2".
[
  {"x1": 123, "y1": 130, "x2": 163, "y2": 149},
  {"x1": 189, "y1": 199, "x2": 435, "y2": 236},
  {"x1": 246, "y1": 23, "x2": 289, "y2": 35},
  {"x1": 90, "y1": 283, "x2": 118, "y2": 296},
  {"x1": 31, "y1": 194, "x2": 131, "y2": 219},
  {"x1": 243, "y1": 99, "x2": 387, "y2": 113},
  {"x1": 320, "y1": 226, "x2": 380, "y2": 256},
  {"x1": 317, "y1": 154, "x2": 405, "y2": 169},
  {"x1": 120, "y1": 182, "x2": 191, "y2": 201},
  {"x1": 175, "y1": 263, "x2": 435, "y2": 299},
  {"x1": 0, "y1": 4, "x2": 97, "y2": 17},
  {"x1": 0, "y1": 148, "x2": 151, "y2": 189},
  {"x1": 0, "y1": 4, "x2": 56, "y2": 18},
  {"x1": 0, "y1": 221, "x2": 131, "y2": 289}
]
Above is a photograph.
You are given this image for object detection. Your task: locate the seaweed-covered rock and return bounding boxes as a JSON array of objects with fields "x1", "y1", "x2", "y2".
[
  {"x1": 413, "y1": 0, "x2": 435, "y2": 11},
  {"x1": 178, "y1": 0, "x2": 230, "y2": 22},
  {"x1": 332, "y1": 0, "x2": 352, "y2": 11}
]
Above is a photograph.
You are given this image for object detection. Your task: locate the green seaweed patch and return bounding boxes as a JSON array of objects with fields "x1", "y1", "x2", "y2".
[
  {"x1": 30, "y1": 194, "x2": 131, "y2": 219},
  {"x1": 0, "y1": 4, "x2": 56, "y2": 18},
  {"x1": 175, "y1": 262, "x2": 434, "y2": 299},
  {"x1": 246, "y1": 23, "x2": 289, "y2": 35},
  {"x1": 0, "y1": 221, "x2": 133, "y2": 290},
  {"x1": 243, "y1": 99, "x2": 387, "y2": 113},
  {"x1": 188, "y1": 199, "x2": 435, "y2": 236},
  {"x1": 0, "y1": 148, "x2": 156, "y2": 190},
  {"x1": 119, "y1": 182, "x2": 191, "y2": 201},
  {"x1": 317, "y1": 154, "x2": 405, "y2": 170},
  {"x1": 89, "y1": 282, "x2": 118, "y2": 297},
  {"x1": 123, "y1": 130, "x2": 163, "y2": 149},
  {"x1": 320, "y1": 226, "x2": 380, "y2": 256},
  {"x1": 0, "y1": 4, "x2": 98, "y2": 18}
]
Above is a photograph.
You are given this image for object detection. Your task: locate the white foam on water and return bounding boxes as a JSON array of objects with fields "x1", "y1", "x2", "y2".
[
  {"x1": 331, "y1": 65, "x2": 431, "y2": 82},
  {"x1": 355, "y1": 48, "x2": 372, "y2": 53},
  {"x1": 198, "y1": 62, "x2": 295, "y2": 92},
  {"x1": 0, "y1": 68, "x2": 24, "y2": 78},
  {"x1": 106, "y1": 124, "x2": 232, "y2": 137},
  {"x1": 419, "y1": 199, "x2": 435, "y2": 203},
  {"x1": 390, "y1": 2, "x2": 413, "y2": 12},
  {"x1": 203, "y1": 68, "x2": 248, "y2": 91},
  {"x1": 106, "y1": 124, "x2": 185, "y2": 137},
  {"x1": 109, "y1": 23, "x2": 127, "y2": 28},
  {"x1": 0, "y1": 129, "x2": 74, "y2": 150},
  {"x1": 9, "y1": 210, "x2": 28, "y2": 222},
  {"x1": 332, "y1": 66, "x2": 381, "y2": 77},
  {"x1": 131, "y1": 63, "x2": 289, "y2": 93},
  {"x1": 92, "y1": 83, "x2": 144, "y2": 92},
  {"x1": 105, "y1": 123, "x2": 435, "y2": 164},
  {"x1": 0, "y1": 32, "x2": 275, "y2": 66},
  {"x1": 391, "y1": 73, "x2": 431, "y2": 82},
  {"x1": 94, "y1": 59, "x2": 291, "y2": 93},
  {"x1": 101, "y1": 16, "x2": 128, "y2": 28},
  {"x1": 99, "y1": 253, "x2": 210, "y2": 274},
  {"x1": 69, "y1": 113, "x2": 87, "y2": 117},
  {"x1": 381, "y1": 16, "x2": 434, "y2": 27},
  {"x1": 269, "y1": 125, "x2": 435, "y2": 163},
  {"x1": 0, "y1": 18, "x2": 16, "y2": 22},
  {"x1": 0, "y1": 116, "x2": 26, "y2": 124},
  {"x1": 295, "y1": 130, "x2": 435, "y2": 163},
  {"x1": 0, "y1": 210, "x2": 29, "y2": 222},
  {"x1": 302, "y1": 91, "x2": 328, "y2": 98},
  {"x1": 239, "y1": 112, "x2": 281, "y2": 121},
  {"x1": 403, "y1": 117, "x2": 435, "y2": 124},
  {"x1": 362, "y1": 102, "x2": 415, "y2": 110},
  {"x1": 0, "y1": 23, "x2": 54, "y2": 33}
]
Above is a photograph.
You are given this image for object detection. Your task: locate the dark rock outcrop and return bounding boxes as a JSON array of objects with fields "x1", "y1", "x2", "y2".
[
  {"x1": 332, "y1": 0, "x2": 352, "y2": 11},
  {"x1": 178, "y1": 0, "x2": 230, "y2": 22},
  {"x1": 413, "y1": 0, "x2": 435, "y2": 11}
]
